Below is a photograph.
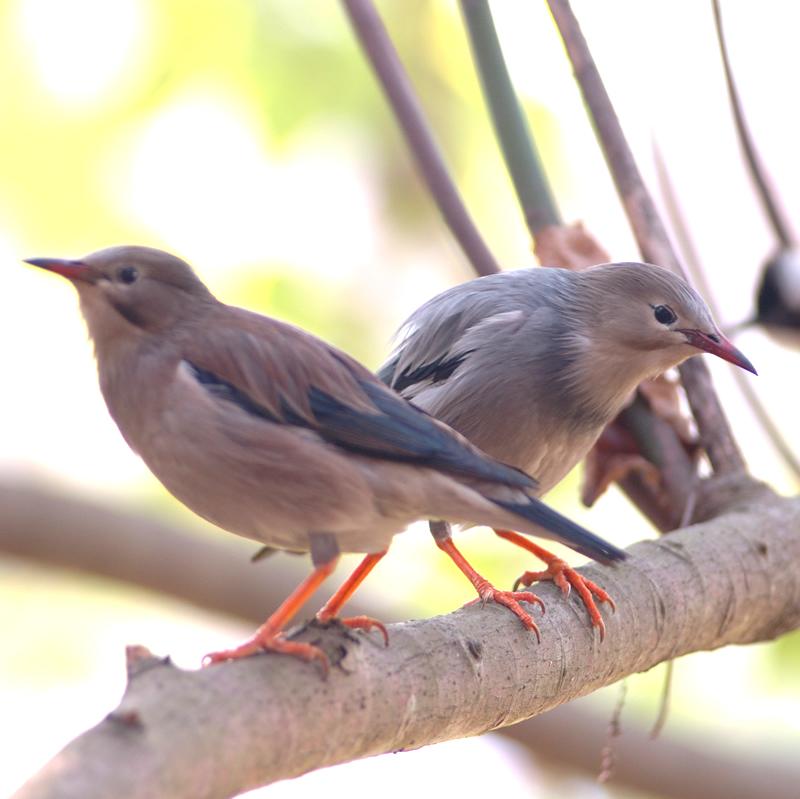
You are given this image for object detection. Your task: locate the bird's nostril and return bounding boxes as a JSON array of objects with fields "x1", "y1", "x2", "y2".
[{"x1": 707, "y1": 333, "x2": 720, "y2": 343}]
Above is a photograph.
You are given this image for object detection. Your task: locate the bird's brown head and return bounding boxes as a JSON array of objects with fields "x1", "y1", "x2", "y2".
[
  {"x1": 24, "y1": 245, "x2": 215, "y2": 341},
  {"x1": 574, "y1": 262, "x2": 756, "y2": 377}
]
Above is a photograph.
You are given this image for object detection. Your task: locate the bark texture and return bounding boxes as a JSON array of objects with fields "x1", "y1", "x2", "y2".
[{"x1": 15, "y1": 480, "x2": 800, "y2": 799}]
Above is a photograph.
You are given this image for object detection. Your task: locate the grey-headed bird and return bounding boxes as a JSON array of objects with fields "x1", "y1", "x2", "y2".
[
  {"x1": 380, "y1": 262, "x2": 756, "y2": 637},
  {"x1": 25, "y1": 246, "x2": 626, "y2": 671}
]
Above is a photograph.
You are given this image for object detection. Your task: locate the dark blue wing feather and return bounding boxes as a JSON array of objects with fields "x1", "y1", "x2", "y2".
[{"x1": 186, "y1": 358, "x2": 535, "y2": 490}]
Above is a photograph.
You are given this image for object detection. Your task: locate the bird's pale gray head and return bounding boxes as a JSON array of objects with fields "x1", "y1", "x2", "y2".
[
  {"x1": 573, "y1": 262, "x2": 756, "y2": 376},
  {"x1": 25, "y1": 245, "x2": 215, "y2": 339}
]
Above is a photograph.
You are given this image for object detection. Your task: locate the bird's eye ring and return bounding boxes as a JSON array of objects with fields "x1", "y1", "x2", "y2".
[
  {"x1": 652, "y1": 304, "x2": 677, "y2": 325},
  {"x1": 118, "y1": 266, "x2": 138, "y2": 285}
]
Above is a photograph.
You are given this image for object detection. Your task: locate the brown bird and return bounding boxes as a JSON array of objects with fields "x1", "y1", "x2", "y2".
[
  {"x1": 25, "y1": 246, "x2": 626, "y2": 671},
  {"x1": 379, "y1": 263, "x2": 756, "y2": 638}
]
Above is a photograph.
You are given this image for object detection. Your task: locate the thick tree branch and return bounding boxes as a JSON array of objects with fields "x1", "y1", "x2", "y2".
[
  {"x1": 5, "y1": 480, "x2": 799, "y2": 798},
  {"x1": 16, "y1": 480, "x2": 799, "y2": 799},
  {"x1": 512, "y1": 701, "x2": 800, "y2": 799},
  {"x1": 0, "y1": 479, "x2": 400, "y2": 623},
  {"x1": 547, "y1": 0, "x2": 747, "y2": 476}
]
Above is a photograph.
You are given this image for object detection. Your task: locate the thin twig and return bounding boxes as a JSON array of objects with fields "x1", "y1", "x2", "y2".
[
  {"x1": 650, "y1": 658, "x2": 675, "y2": 739},
  {"x1": 546, "y1": 0, "x2": 747, "y2": 477},
  {"x1": 598, "y1": 679, "x2": 627, "y2": 782},
  {"x1": 654, "y1": 143, "x2": 800, "y2": 481},
  {"x1": 459, "y1": 0, "x2": 561, "y2": 237},
  {"x1": 341, "y1": 0, "x2": 500, "y2": 276},
  {"x1": 712, "y1": 0, "x2": 795, "y2": 249}
]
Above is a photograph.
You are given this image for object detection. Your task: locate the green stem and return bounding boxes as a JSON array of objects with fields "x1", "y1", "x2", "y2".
[{"x1": 460, "y1": 0, "x2": 561, "y2": 236}]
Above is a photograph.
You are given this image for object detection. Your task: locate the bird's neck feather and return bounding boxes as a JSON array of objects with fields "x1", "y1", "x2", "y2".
[{"x1": 562, "y1": 331, "x2": 690, "y2": 424}]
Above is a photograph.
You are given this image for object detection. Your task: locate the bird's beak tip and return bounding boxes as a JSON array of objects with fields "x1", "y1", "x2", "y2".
[
  {"x1": 681, "y1": 328, "x2": 757, "y2": 375},
  {"x1": 23, "y1": 256, "x2": 94, "y2": 283},
  {"x1": 718, "y1": 334, "x2": 758, "y2": 375}
]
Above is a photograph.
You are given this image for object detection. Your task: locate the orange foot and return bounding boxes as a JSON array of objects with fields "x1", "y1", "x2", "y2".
[
  {"x1": 435, "y1": 535, "x2": 545, "y2": 641},
  {"x1": 315, "y1": 613, "x2": 390, "y2": 647},
  {"x1": 203, "y1": 632, "x2": 330, "y2": 674},
  {"x1": 514, "y1": 559, "x2": 615, "y2": 640},
  {"x1": 464, "y1": 578, "x2": 545, "y2": 643}
]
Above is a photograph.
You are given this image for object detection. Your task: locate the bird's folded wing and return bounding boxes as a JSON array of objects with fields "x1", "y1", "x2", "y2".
[
  {"x1": 379, "y1": 269, "x2": 554, "y2": 397},
  {"x1": 182, "y1": 309, "x2": 535, "y2": 489}
]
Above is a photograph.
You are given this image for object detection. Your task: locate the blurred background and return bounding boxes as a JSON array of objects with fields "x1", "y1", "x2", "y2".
[{"x1": 2, "y1": 0, "x2": 799, "y2": 796}]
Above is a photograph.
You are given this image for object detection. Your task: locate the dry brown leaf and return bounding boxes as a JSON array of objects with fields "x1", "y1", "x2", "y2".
[
  {"x1": 581, "y1": 420, "x2": 661, "y2": 506},
  {"x1": 533, "y1": 222, "x2": 610, "y2": 270}
]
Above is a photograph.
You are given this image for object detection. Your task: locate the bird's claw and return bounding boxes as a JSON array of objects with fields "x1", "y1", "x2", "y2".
[
  {"x1": 316, "y1": 613, "x2": 389, "y2": 647},
  {"x1": 514, "y1": 558, "x2": 615, "y2": 641},
  {"x1": 464, "y1": 583, "x2": 544, "y2": 643},
  {"x1": 203, "y1": 632, "x2": 330, "y2": 676}
]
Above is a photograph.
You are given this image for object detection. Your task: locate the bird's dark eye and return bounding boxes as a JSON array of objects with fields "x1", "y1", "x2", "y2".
[
  {"x1": 118, "y1": 266, "x2": 138, "y2": 285},
  {"x1": 653, "y1": 304, "x2": 677, "y2": 325}
]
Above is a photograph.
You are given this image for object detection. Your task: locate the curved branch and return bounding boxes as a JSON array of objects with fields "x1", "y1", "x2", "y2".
[
  {"x1": 341, "y1": 0, "x2": 501, "y2": 276},
  {"x1": 16, "y1": 482, "x2": 800, "y2": 799},
  {"x1": 711, "y1": 0, "x2": 795, "y2": 249},
  {"x1": 653, "y1": 144, "x2": 800, "y2": 482},
  {"x1": 546, "y1": 0, "x2": 747, "y2": 477}
]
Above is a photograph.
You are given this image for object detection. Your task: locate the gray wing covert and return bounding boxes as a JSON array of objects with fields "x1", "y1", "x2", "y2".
[{"x1": 379, "y1": 268, "x2": 557, "y2": 399}]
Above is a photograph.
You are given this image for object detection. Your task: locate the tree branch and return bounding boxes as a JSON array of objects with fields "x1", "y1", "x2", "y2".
[
  {"x1": 16, "y1": 479, "x2": 799, "y2": 799},
  {"x1": 711, "y1": 0, "x2": 795, "y2": 249},
  {"x1": 459, "y1": 0, "x2": 561, "y2": 236},
  {"x1": 546, "y1": 0, "x2": 747, "y2": 477},
  {"x1": 0, "y1": 478, "x2": 401, "y2": 624},
  {"x1": 511, "y1": 701, "x2": 800, "y2": 799},
  {"x1": 653, "y1": 143, "x2": 800, "y2": 482},
  {"x1": 341, "y1": 0, "x2": 501, "y2": 276}
]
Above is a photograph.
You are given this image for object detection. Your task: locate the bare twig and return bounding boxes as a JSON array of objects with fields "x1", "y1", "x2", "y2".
[
  {"x1": 598, "y1": 680, "x2": 626, "y2": 782},
  {"x1": 16, "y1": 483, "x2": 797, "y2": 798},
  {"x1": 654, "y1": 142, "x2": 800, "y2": 481},
  {"x1": 341, "y1": 0, "x2": 501, "y2": 276},
  {"x1": 618, "y1": 396, "x2": 695, "y2": 530},
  {"x1": 649, "y1": 658, "x2": 674, "y2": 739},
  {"x1": 711, "y1": 0, "x2": 795, "y2": 249},
  {"x1": 546, "y1": 0, "x2": 747, "y2": 476},
  {"x1": 459, "y1": 0, "x2": 561, "y2": 236}
]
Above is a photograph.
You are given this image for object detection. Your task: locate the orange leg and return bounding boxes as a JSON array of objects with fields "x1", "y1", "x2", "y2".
[
  {"x1": 316, "y1": 552, "x2": 389, "y2": 646},
  {"x1": 436, "y1": 536, "x2": 544, "y2": 642},
  {"x1": 203, "y1": 558, "x2": 337, "y2": 671},
  {"x1": 494, "y1": 529, "x2": 615, "y2": 641}
]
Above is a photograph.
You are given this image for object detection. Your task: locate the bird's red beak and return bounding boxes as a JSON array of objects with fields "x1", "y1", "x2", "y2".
[
  {"x1": 679, "y1": 329, "x2": 757, "y2": 375},
  {"x1": 24, "y1": 257, "x2": 96, "y2": 283}
]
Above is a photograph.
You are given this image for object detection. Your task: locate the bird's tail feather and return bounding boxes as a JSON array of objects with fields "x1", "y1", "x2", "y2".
[{"x1": 491, "y1": 497, "x2": 626, "y2": 565}]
